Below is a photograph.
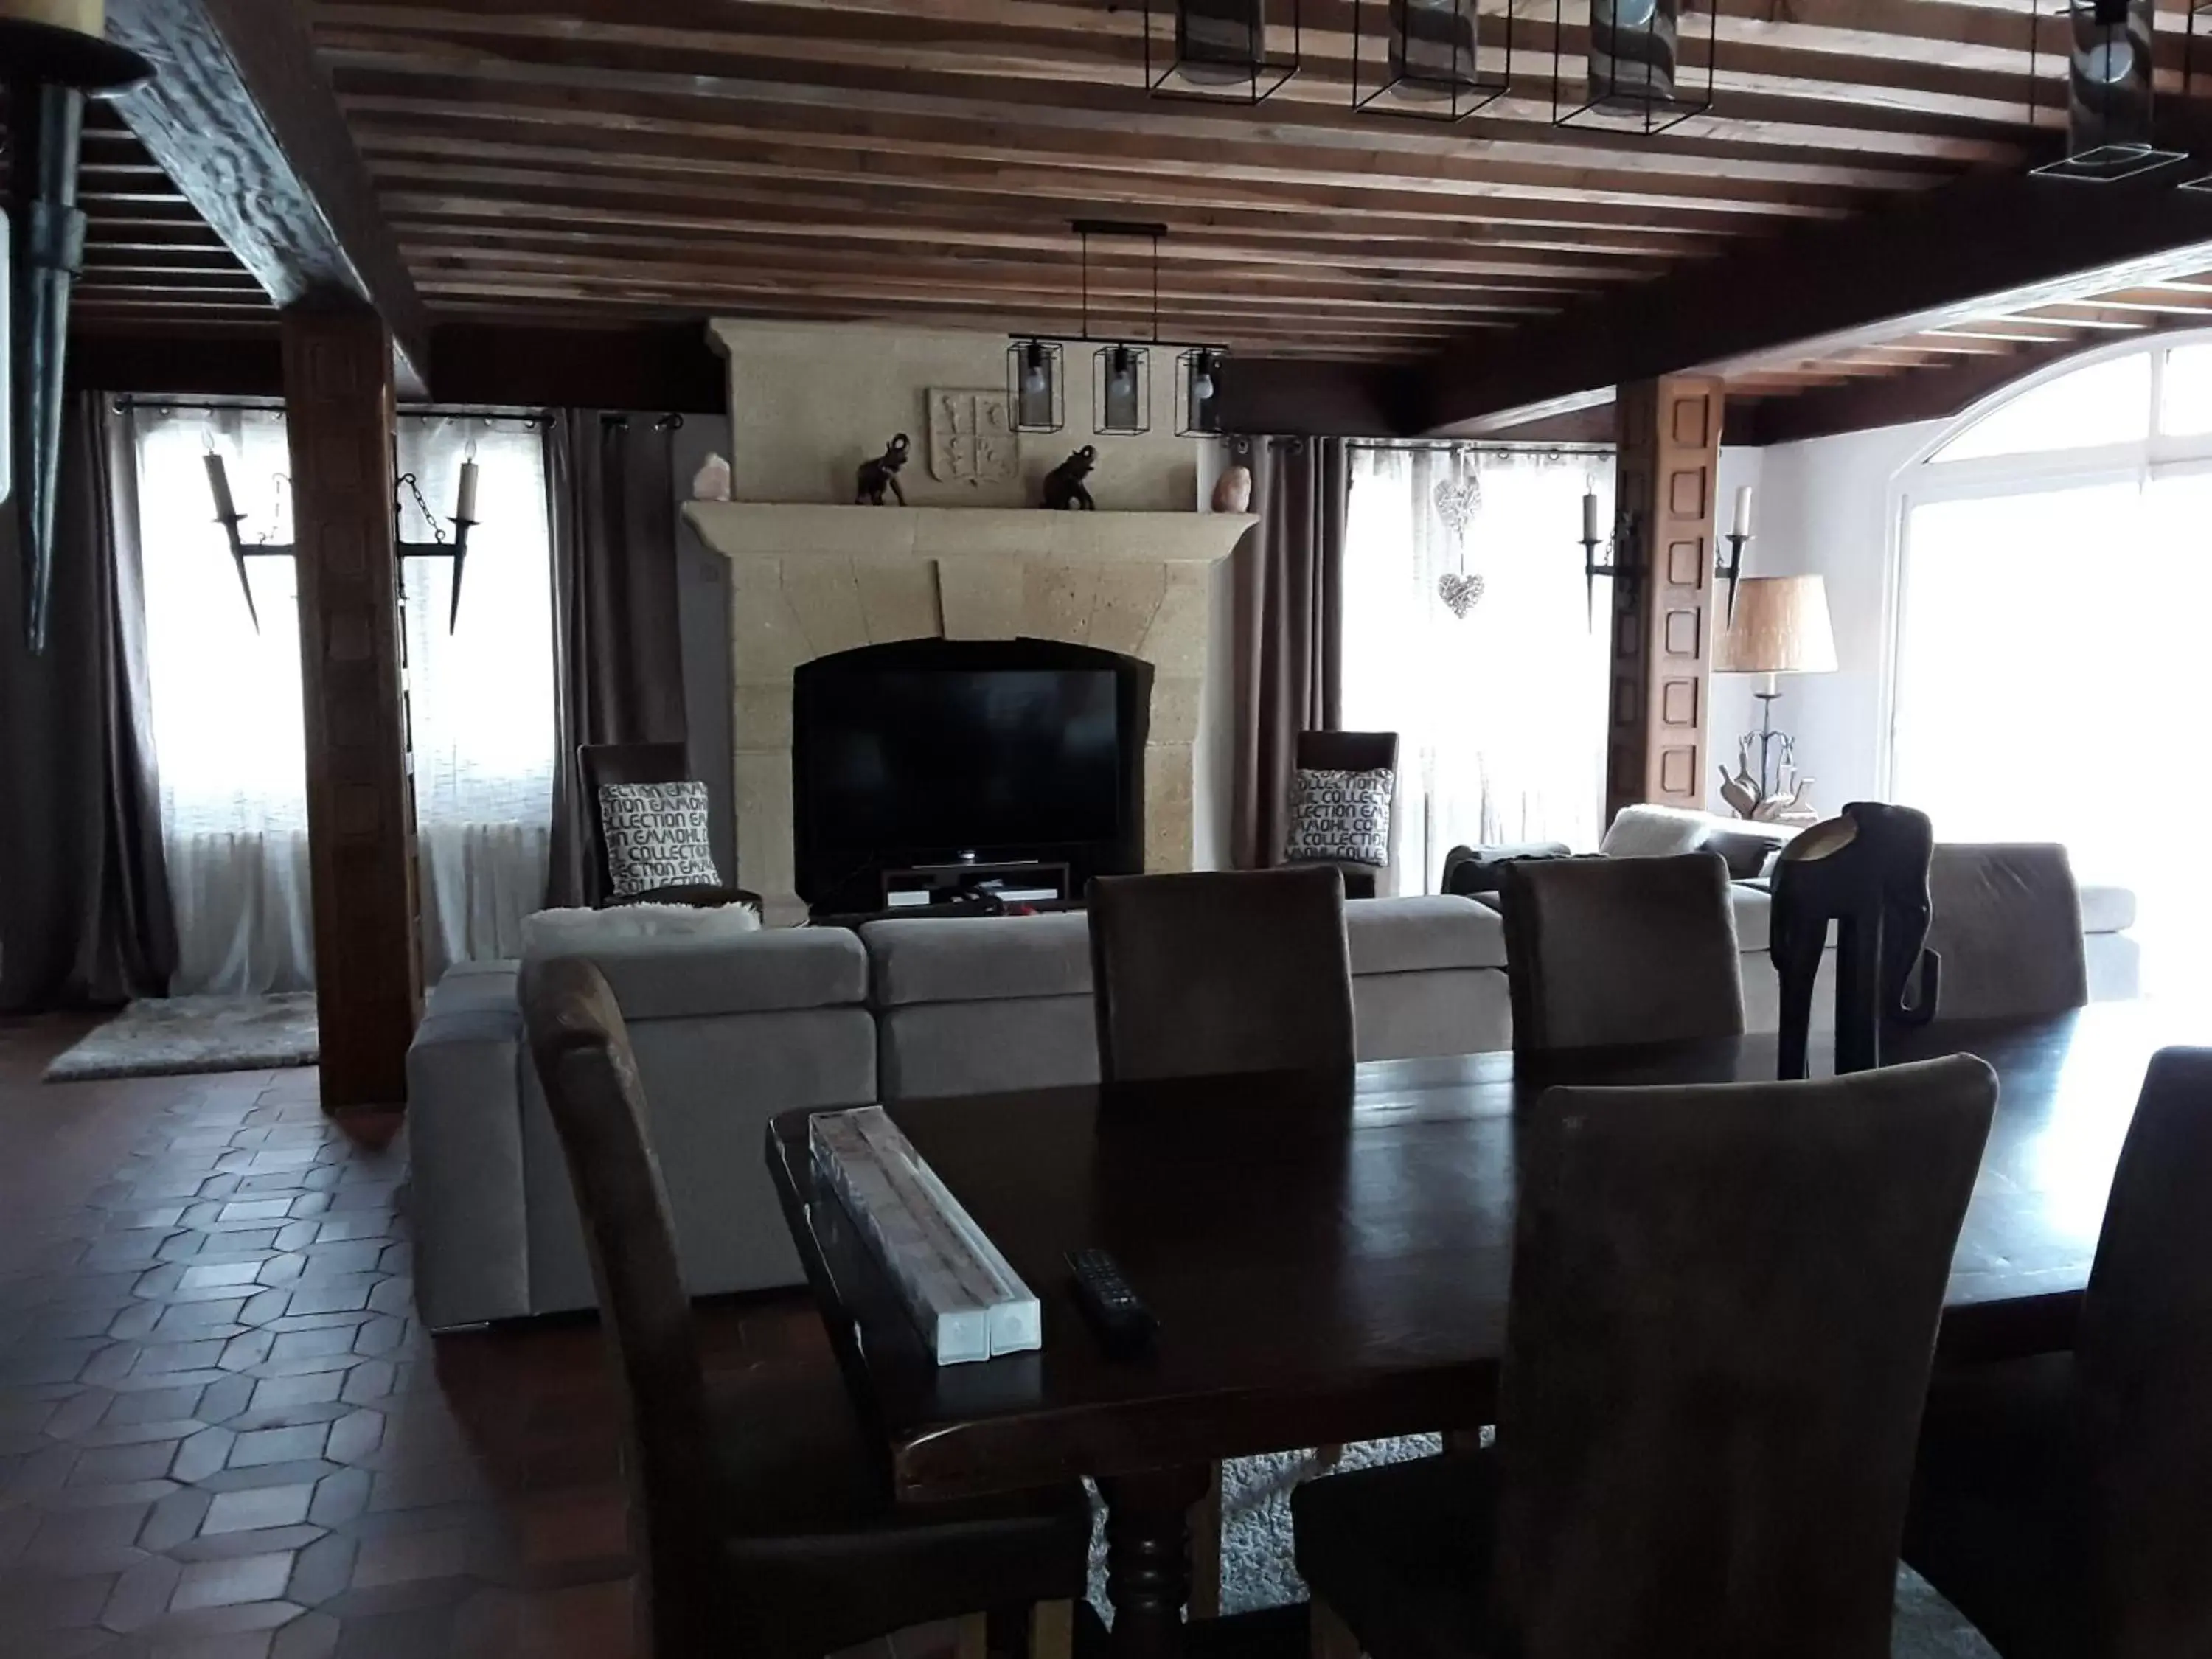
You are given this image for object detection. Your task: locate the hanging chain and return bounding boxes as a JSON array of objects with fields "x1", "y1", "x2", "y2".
[{"x1": 397, "y1": 472, "x2": 447, "y2": 546}]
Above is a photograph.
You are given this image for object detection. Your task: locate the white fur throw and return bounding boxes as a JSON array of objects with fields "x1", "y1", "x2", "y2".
[
  {"x1": 521, "y1": 902, "x2": 761, "y2": 961},
  {"x1": 1599, "y1": 804, "x2": 1714, "y2": 860}
]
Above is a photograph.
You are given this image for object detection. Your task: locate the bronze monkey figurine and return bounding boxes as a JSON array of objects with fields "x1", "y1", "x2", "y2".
[
  {"x1": 855, "y1": 434, "x2": 911, "y2": 507},
  {"x1": 1041, "y1": 446, "x2": 1098, "y2": 511}
]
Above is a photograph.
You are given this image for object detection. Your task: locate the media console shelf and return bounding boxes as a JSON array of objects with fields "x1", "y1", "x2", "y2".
[{"x1": 881, "y1": 858, "x2": 1073, "y2": 913}]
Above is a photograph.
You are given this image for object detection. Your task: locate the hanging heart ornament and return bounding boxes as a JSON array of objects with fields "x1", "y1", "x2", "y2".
[
  {"x1": 1433, "y1": 474, "x2": 1481, "y2": 538},
  {"x1": 1438, "y1": 571, "x2": 1486, "y2": 617}
]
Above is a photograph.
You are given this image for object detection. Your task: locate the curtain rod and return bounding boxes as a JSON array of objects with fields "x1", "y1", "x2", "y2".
[{"x1": 1343, "y1": 438, "x2": 1614, "y2": 456}]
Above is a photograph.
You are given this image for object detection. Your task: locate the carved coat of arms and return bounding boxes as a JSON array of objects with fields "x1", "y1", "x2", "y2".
[{"x1": 928, "y1": 388, "x2": 1018, "y2": 486}]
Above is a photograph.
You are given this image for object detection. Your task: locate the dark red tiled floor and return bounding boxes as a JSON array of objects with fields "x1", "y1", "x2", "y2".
[{"x1": 0, "y1": 1014, "x2": 936, "y2": 1659}]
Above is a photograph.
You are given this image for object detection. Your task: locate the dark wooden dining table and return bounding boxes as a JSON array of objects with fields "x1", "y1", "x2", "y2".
[{"x1": 765, "y1": 1001, "x2": 2199, "y2": 1659}]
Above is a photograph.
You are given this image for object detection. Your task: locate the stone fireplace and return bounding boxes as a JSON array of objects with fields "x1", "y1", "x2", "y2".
[{"x1": 681, "y1": 502, "x2": 1255, "y2": 922}]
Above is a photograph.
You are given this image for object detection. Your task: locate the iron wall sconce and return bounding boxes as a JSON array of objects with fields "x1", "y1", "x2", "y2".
[
  {"x1": 1579, "y1": 499, "x2": 1643, "y2": 625},
  {"x1": 1145, "y1": 0, "x2": 1299, "y2": 104},
  {"x1": 3, "y1": 14, "x2": 156, "y2": 652},
  {"x1": 204, "y1": 452, "x2": 480, "y2": 633}
]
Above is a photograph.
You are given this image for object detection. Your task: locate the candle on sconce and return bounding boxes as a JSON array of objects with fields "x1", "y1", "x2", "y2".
[
  {"x1": 1732, "y1": 484, "x2": 1755, "y2": 539},
  {"x1": 455, "y1": 458, "x2": 480, "y2": 524},
  {"x1": 204, "y1": 453, "x2": 237, "y2": 522},
  {"x1": 1582, "y1": 489, "x2": 1600, "y2": 543}
]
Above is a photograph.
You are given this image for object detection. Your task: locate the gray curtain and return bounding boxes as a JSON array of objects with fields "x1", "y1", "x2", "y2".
[
  {"x1": 543, "y1": 411, "x2": 689, "y2": 908},
  {"x1": 1230, "y1": 435, "x2": 1349, "y2": 869},
  {"x1": 0, "y1": 393, "x2": 177, "y2": 1008}
]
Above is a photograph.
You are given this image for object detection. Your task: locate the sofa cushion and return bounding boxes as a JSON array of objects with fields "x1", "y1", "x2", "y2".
[
  {"x1": 1346, "y1": 895, "x2": 1506, "y2": 975},
  {"x1": 863, "y1": 912, "x2": 1093, "y2": 1007},
  {"x1": 574, "y1": 928, "x2": 867, "y2": 1020},
  {"x1": 2078, "y1": 884, "x2": 2136, "y2": 935}
]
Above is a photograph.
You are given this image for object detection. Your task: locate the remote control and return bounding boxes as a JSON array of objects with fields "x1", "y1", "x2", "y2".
[{"x1": 1066, "y1": 1248, "x2": 1158, "y2": 1355}]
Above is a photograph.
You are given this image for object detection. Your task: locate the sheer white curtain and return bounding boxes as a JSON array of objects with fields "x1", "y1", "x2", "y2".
[
  {"x1": 135, "y1": 406, "x2": 315, "y2": 995},
  {"x1": 395, "y1": 416, "x2": 556, "y2": 981},
  {"x1": 1342, "y1": 445, "x2": 1612, "y2": 893}
]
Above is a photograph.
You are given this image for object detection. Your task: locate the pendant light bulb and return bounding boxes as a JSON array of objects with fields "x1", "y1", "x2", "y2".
[
  {"x1": 1110, "y1": 347, "x2": 1136, "y2": 397},
  {"x1": 1023, "y1": 343, "x2": 1049, "y2": 397}
]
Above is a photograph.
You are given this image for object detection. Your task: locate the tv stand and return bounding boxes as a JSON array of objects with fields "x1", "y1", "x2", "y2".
[{"x1": 880, "y1": 858, "x2": 1073, "y2": 914}]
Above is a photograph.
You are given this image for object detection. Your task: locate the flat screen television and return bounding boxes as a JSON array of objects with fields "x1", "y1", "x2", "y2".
[{"x1": 792, "y1": 638, "x2": 1150, "y2": 914}]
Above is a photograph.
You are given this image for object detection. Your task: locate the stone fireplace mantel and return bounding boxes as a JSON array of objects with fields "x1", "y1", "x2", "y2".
[{"x1": 684, "y1": 502, "x2": 1257, "y2": 922}]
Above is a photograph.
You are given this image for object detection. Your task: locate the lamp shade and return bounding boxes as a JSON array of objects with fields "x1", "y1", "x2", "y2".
[{"x1": 1714, "y1": 575, "x2": 1837, "y2": 675}]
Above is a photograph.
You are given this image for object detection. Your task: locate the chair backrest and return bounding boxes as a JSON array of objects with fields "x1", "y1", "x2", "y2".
[
  {"x1": 580, "y1": 742, "x2": 693, "y2": 907},
  {"x1": 1086, "y1": 865, "x2": 1354, "y2": 1083},
  {"x1": 1295, "y1": 729, "x2": 1399, "y2": 776},
  {"x1": 519, "y1": 954, "x2": 720, "y2": 1656},
  {"x1": 2076, "y1": 1047, "x2": 2212, "y2": 1659},
  {"x1": 1495, "y1": 1056, "x2": 1998, "y2": 1659},
  {"x1": 1924, "y1": 843, "x2": 2087, "y2": 1020},
  {"x1": 1500, "y1": 851, "x2": 1744, "y2": 1051}
]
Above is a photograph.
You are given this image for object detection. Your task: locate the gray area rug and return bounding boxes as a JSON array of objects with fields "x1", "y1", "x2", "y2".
[
  {"x1": 1087, "y1": 1437, "x2": 1998, "y2": 1655},
  {"x1": 44, "y1": 993, "x2": 319, "y2": 1082}
]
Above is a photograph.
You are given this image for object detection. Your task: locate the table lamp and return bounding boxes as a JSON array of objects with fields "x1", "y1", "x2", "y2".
[{"x1": 1714, "y1": 574, "x2": 1837, "y2": 821}]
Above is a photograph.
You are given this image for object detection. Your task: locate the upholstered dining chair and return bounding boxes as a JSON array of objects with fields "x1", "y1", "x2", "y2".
[
  {"x1": 578, "y1": 742, "x2": 760, "y2": 912},
  {"x1": 1902, "y1": 1048, "x2": 2212, "y2": 1659},
  {"x1": 1087, "y1": 864, "x2": 1355, "y2": 1084},
  {"x1": 1293, "y1": 1055, "x2": 1998, "y2": 1659},
  {"x1": 1922, "y1": 843, "x2": 2087, "y2": 1021},
  {"x1": 1287, "y1": 730, "x2": 1401, "y2": 900},
  {"x1": 1499, "y1": 850, "x2": 1744, "y2": 1051},
  {"x1": 519, "y1": 955, "x2": 1090, "y2": 1659}
]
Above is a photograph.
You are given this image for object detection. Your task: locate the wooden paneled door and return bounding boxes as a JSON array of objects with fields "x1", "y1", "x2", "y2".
[
  {"x1": 281, "y1": 308, "x2": 420, "y2": 1108},
  {"x1": 1605, "y1": 376, "x2": 1723, "y2": 825}
]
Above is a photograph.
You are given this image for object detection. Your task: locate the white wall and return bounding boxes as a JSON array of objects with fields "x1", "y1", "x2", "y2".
[
  {"x1": 1705, "y1": 422, "x2": 1941, "y2": 816},
  {"x1": 713, "y1": 320, "x2": 1200, "y2": 511},
  {"x1": 703, "y1": 317, "x2": 1233, "y2": 871}
]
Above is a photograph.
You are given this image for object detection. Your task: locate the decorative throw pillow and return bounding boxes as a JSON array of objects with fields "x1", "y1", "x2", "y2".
[
  {"x1": 1285, "y1": 767, "x2": 1393, "y2": 867},
  {"x1": 597, "y1": 781, "x2": 723, "y2": 898}
]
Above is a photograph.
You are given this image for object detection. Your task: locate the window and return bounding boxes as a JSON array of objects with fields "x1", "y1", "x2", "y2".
[
  {"x1": 396, "y1": 417, "x2": 557, "y2": 983},
  {"x1": 135, "y1": 406, "x2": 313, "y2": 995},
  {"x1": 1894, "y1": 337, "x2": 2212, "y2": 996},
  {"x1": 132, "y1": 406, "x2": 557, "y2": 994},
  {"x1": 1342, "y1": 446, "x2": 1612, "y2": 891}
]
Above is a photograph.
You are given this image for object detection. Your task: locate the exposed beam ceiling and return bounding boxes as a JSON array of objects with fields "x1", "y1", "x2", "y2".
[
  {"x1": 291, "y1": 0, "x2": 2098, "y2": 363},
  {"x1": 108, "y1": 0, "x2": 431, "y2": 392}
]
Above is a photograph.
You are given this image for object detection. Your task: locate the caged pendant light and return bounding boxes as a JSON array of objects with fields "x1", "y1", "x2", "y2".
[
  {"x1": 1145, "y1": 0, "x2": 1300, "y2": 105},
  {"x1": 2033, "y1": 0, "x2": 2186, "y2": 181},
  {"x1": 1353, "y1": 0, "x2": 1511, "y2": 121},
  {"x1": 1552, "y1": 0, "x2": 1714, "y2": 135},
  {"x1": 1007, "y1": 337, "x2": 1065, "y2": 435}
]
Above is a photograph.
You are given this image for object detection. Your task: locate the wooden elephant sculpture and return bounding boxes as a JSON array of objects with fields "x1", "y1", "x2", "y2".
[{"x1": 1770, "y1": 801, "x2": 1941, "y2": 1079}]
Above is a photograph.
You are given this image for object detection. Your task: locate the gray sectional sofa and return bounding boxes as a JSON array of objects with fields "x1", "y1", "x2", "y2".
[{"x1": 404, "y1": 882, "x2": 2138, "y2": 1332}]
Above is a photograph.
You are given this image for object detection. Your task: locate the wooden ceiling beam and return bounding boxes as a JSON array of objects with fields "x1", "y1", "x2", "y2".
[
  {"x1": 1425, "y1": 175, "x2": 2212, "y2": 434},
  {"x1": 351, "y1": 139, "x2": 1773, "y2": 243},
  {"x1": 364, "y1": 166, "x2": 1725, "y2": 262},
  {"x1": 383, "y1": 207, "x2": 1671, "y2": 288},
  {"x1": 399, "y1": 242, "x2": 1583, "y2": 316},
  {"x1": 107, "y1": 0, "x2": 429, "y2": 391}
]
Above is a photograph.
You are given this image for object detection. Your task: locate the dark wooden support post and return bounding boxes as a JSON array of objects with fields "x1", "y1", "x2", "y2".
[
  {"x1": 282, "y1": 308, "x2": 418, "y2": 1109},
  {"x1": 1605, "y1": 375, "x2": 1722, "y2": 826}
]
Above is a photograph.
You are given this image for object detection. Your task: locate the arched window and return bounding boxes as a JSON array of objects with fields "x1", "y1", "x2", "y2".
[{"x1": 1892, "y1": 335, "x2": 2212, "y2": 995}]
